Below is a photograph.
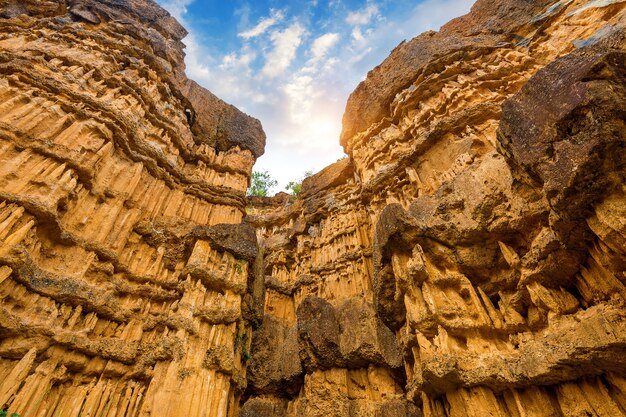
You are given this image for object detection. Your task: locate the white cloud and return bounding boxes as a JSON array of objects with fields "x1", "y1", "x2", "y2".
[
  {"x1": 282, "y1": 75, "x2": 316, "y2": 124},
  {"x1": 238, "y1": 9, "x2": 285, "y2": 39},
  {"x1": 183, "y1": 33, "x2": 212, "y2": 79},
  {"x1": 234, "y1": 4, "x2": 251, "y2": 31},
  {"x1": 346, "y1": 4, "x2": 380, "y2": 25},
  {"x1": 261, "y1": 22, "x2": 306, "y2": 78},
  {"x1": 159, "y1": 0, "x2": 195, "y2": 19},
  {"x1": 310, "y1": 32, "x2": 340, "y2": 61},
  {"x1": 220, "y1": 50, "x2": 256, "y2": 71},
  {"x1": 351, "y1": 27, "x2": 363, "y2": 41},
  {"x1": 351, "y1": 27, "x2": 365, "y2": 44}
]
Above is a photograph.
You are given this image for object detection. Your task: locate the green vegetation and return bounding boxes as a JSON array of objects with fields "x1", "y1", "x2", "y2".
[
  {"x1": 235, "y1": 327, "x2": 251, "y2": 362},
  {"x1": 247, "y1": 170, "x2": 277, "y2": 197},
  {"x1": 285, "y1": 170, "x2": 313, "y2": 198},
  {"x1": 0, "y1": 411, "x2": 19, "y2": 417}
]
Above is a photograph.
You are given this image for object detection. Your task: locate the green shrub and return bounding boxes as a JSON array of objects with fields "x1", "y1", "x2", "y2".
[
  {"x1": 247, "y1": 170, "x2": 277, "y2": 197},
  {"x1": 285, "y1": 170, "x2": 313, "y2": 198}
]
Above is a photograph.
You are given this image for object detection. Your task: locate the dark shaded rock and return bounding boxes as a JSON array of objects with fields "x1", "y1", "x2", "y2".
[
  {"x1": 374, "y1": 204, "x2": 420, "y2": 260},
  {"x1": 265, "y1": 274, "x2": 318, "y2": 297},
  {"x1": 441, "y1": 0, "x2": 552, "y2": 35},
  {"x1": 242, "y1": 240, "x2": 266, "y2": 329},
  {"x1": 375, "y1": 400, "x2": 423, "y2": 417},
  {"x1": 240, "y1": 397, "x2": 288, "y2": 417},
  {"x1": 336, "y1": 298, "x2": 402, "y2": 370},
  {"x1": 192, "y1": 223, "x2": 258, "y2": 263},
  {"x1": 373, "y1": 204, "x2": 419, "y2": 330},
  {"x1": 264, "y1": 233, "x2": 292, "y2": 253},
  {"x1": 0, "y1": 2, "x2": 28, "y2": 18},
  {"x1": 179, "y1": 79, "x2": 266, "y2": 159},
  {"x1": 67, "y1": 0, "x2": 187, "y2": 41},
  {"x1": 0, "y1": 0, "x2": 65, "y2": 18},
  {"x1": 301, "y1": 158, "x2": 354, "y2": 200},
  {"x1": 300, "y1": 158, "x2": 355, "y2": 224},
  {"x1": 247, "y1": 192, "x2": 293, "y2": 209},
  {"x1": 68, "y1": 5, "x2": 101, "y2": 24},
  {"x1": 297, "y1": 296, "x2": 341, "y2": 371},
  {"x1": 295, "y1": 296, "x2": 403, "y2": 373},
  {"x1": 265, "y1": 275, "x2": 294, "y2": 296},
  {"x1": 498, "y1": 40, "x2": 626, "y2": 247},
  {"x1": 247, "y1": 316, "x2": 303, "y2": 397}
]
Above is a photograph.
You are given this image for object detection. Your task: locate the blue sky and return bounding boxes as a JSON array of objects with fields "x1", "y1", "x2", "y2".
[{"x1": 156, "y1": 0, "x2": 475, "y2": 192}]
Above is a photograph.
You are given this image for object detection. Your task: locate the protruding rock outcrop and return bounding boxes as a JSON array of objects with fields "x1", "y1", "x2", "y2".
[{"x1": 0, "y1": 1, "x2": 264, "y2": 416}]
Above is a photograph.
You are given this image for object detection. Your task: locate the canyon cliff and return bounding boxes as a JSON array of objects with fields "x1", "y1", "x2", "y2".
[
  {"x1": 0, "y1": 1, "x2": 625, "y2": 417},
  {"x1": 0, "y1": 0, "x2": 264, "y2": 416}
]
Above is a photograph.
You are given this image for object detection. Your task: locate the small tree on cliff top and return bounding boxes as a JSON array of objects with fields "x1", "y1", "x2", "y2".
[
  {"x1": 247, "y1": 170, "x2": 277, "y2": 197},
  {"x1": 285, "y1": 170, "x2": 313, "y2": 198}
]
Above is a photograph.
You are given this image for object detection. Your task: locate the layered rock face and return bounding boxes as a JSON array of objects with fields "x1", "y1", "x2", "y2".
[
  {"x1": 1, "y1": 0, "x2": 626, "y2": 417},
  {"x1": 0, "y1": 1, "x2": 265, "y2": 416},
  {"x1": 243, "y1": 1, "x2": 626, "y2": 416}
]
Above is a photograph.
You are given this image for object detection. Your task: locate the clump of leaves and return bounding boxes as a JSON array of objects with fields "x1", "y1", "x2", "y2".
[
  {"x1": 285, "y1": 170, "x2": 313, "y2": 198},
  {"x1": 233, "y1": 260, "x2": 244, "y2": 274},
  {"x1": 0, "y1": 410, "x2": 20, "y2": 417},
  {"x1": 235, "y1": 327, "x2": 251, "y2": 362},
  {"x1": 247, "y1": 170, "x2": 278, "y2": 197}
]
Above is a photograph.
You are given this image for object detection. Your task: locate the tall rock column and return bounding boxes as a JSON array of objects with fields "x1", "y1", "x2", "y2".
[{"x1": 0, "y1": 1, "x2": 265, "y2": 417}]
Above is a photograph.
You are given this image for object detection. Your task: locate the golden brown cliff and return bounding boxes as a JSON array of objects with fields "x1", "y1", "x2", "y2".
[
  {"x1": 0, "y1": 1, "x2": 265, "y2": 416},
  {"x1": 1, "y1": 0, "x2": 626, "y2": 416},
  {"x1": 243, "y1": 1, "x2": 626, "y2": 416}
]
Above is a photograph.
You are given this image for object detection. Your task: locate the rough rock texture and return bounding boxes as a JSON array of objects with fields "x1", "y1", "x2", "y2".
[
  {"x1": 2, "y1": 0, "x2": 626, "y2": 416},
  {"x1": 244, "y1": 1, "x2": 626, "y2": 416},
  {"x1": 0, "y1": 1, "x2": 265, "y2": 416}
]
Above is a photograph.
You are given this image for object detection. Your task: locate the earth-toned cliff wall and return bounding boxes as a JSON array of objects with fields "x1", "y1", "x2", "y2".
[
  {"x1": 243, "y1": 1, "x2": 626, "y2": 416},
  {"x1": 1, "y1": 0, "x2": 626, "y2": 416},
  {"x1": 0, "y1": 1, "x2": 265, "y2": 416}
]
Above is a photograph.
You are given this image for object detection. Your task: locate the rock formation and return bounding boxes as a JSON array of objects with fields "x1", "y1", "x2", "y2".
[
  {"x1": 0, "y1": 1, "x2": 265, "y2": 416},
  {"x1": 242, "y1": 1, "x2": 626, "y2": 416},
  {"x1": 1, "y1": 0, "x2": 626, "y2": 417}
]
